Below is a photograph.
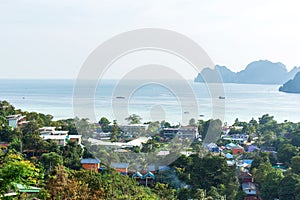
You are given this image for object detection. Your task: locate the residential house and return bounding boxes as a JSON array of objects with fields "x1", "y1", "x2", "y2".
[
  {"x1": 87, "y1": 137, "x2": 150, "y2": 148},
  {"x1": 2, "y1": 184, "x2": 41, "y2": 199},
  {"x1": 97, "y1": 132, "x2": 111, "y2": 140},
  {"x1": 225, "y1": 153, "x2": 234, "y2": 159},
  {"x1": 242, "y1": 182, "x2": 257, "y2": 196},
  {"x1": 163, "y1": 126, "x2": 199, "y2": 139},
  {"x1": 39, "y1": 127, "x2": 56, "y2": 135},
  {"x1": 6, "y1": 114, "x2": 27, "y2": 128},
  {"x1": 112, "y1": 162, "x2": 129, "y2": 175},
  {"x1": 80, "y1": 158, "x2": 101, "y2": 172},
  {"x1": 163, "y1": 128, "x2": 178, "y2": 138},
  {"x1": 136, "y1": 165, "x2": 156, "y2": 174},
  {"x1": 247, "y1": 145, "x2": 259, "y2": 152},
  {"x1": 225, "y1": 142, "x2": 238, "y2": 149},
  {"x1": 41, "y1": 134, "x2": 67, "y2": 146},
  {"x1": 222, "y1": 134, "x2": 248, "y2": 145},
  {"x1": 178, "y1": 126, "x2": 199, "y2": 139},
  {"x1": 132, "y1": 171, "x2": 156, "y2": 187},
  {"x1": 206, "y1": 143, "x2": 218, "y2": 150},
  {"x1": 39, "y1": 127, "x2": 82, "y2": 146},
  {"x1": 232, "y1": 145, "x2": 244, "y2": 155},
  {"x1": 68, "y1": 134, "x2": 82, "y2": 144},
  {"x1": 119, "y1": 124, "x2": 149, "y2": 136},
  {"x1": 239, "y1": 171, "x2": 254, "y2": 183}
]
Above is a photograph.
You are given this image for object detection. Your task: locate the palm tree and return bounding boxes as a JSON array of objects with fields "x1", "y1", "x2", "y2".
[{"x1": 125, "y1": 114, "x2": 142, "y2": 124}]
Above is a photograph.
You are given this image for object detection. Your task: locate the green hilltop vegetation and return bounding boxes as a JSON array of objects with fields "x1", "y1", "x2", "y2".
[{"x1": 1, "y1": 100, "x2": 300, "y2": 199}]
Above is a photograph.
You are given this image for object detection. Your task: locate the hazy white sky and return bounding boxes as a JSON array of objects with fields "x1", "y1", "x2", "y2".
[{"x1": 1, "y1": 0, "x2": 300, "y2": 79}]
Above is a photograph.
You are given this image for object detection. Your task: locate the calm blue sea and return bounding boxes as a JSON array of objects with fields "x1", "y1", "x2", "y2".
[{"x1": 0, "y1": 79, "x2": 299, "y2": 125}]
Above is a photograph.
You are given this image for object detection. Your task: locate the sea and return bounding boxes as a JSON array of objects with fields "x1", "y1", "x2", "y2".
[{"x1": 1, "y1": 79, "x2": 300, "y2": 125}]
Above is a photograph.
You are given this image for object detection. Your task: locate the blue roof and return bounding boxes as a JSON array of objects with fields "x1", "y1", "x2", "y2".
[
  {"x1": 225, "y1": 142, "x2": 238, "y2": 148},
  {"x1": 243, "y1": 159, "x2": 253, "y2": 165},
  {"x1": 132, "y1": 172, "x2": 143, "y2": 178},
  {"x1": 111, "y1": 162, "x2": 129, "y2": 168},
  {"x1": 80, "y1": 158, "x2": 101, "y2": 164},
  {"x1": 225, "y1": 153, "x2": 234, "y2": 159}
]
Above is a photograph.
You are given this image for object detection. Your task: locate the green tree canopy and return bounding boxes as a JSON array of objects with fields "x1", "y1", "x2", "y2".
[
  {"x1": 125, "y1": 114, "x2": 142, "y2": 124},
  {"x1": 261, "y1": 169, "x2": 284, "y2": 200},
  {"x1": 279, "y1": 173, "x2": 300, "y2": 200},
  {"x1": 291, "y1": 156, "x2": 300, "y2": 174},
  {"x1": 98, "y1": 117, "x2": 111, "y2": 132},
  {"x1": 40, "y1": 152, "x2": 63, "y2": 172},
  {"x1": 277, "y1": 143, "x2": 298, "y2": 166},
  {"x1": 0, "y1": 152, "x2": 42, "y2": 195}
]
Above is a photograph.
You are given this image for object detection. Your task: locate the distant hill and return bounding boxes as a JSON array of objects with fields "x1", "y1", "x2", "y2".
[
  {"x1": 279, "y1": 72, "x2": 300, "y2": 93},
  {"x1": 194, "y1": 60, "x2": 300, "y2": 84}
]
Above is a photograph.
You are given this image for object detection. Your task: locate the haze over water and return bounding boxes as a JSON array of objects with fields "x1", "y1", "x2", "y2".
[{"x1": 1, "y1": 79, "x2": 299, "y2": 125}]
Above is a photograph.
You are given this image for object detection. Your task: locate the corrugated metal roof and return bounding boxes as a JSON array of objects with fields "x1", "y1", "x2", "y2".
[
  {"x1": 111, "y1": 162, "x2": 129, "y2": 168},
  {"x1": 80, "y1": 158, "x2": 101, "y2": 164}
]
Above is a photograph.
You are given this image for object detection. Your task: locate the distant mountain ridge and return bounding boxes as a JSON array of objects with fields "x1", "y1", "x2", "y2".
[
  {"x1": 279, "y1": 72, "x2": 300, "y2": 93},
  {"x1": 194, "y1": 60, "x2": 300, "y2": 84}
]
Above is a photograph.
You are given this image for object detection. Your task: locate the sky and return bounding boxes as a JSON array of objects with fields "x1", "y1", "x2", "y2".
[{"x1": 1, "y1": 0, "x2": 300, "y2": 79}]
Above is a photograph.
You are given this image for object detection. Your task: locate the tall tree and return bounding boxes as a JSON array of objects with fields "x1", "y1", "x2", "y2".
[
  {"x1": 125, "y1": 114, "x2": 142, "y2": 124},
  {"x1": 110, "y1": 120, "x2": 119, "y2": 142},
  {"x1": 279, "y1": 173, "x2": 300, "y2": 200},
  {"x1": 277, "y1": 143, "x2": 298, "y2": 166},
  {"x1": 261, "y1": 169, "x2": 284, "y2": 199},
  {"x1": 40, "y1": 152, "x2": 63, "y2": 172},
  {"x1": 61, "y1": 141, "x2": 83, "y2": 170},
  {"x1": 98, "y1": 117, "x2": 111, "y2": 132},
  {"x1": 291, "y1": 156, "x2": 300, "y2": 174},
  {"x1": 189, "y1": 118, "x2": 196, "y2": 126},
  {"x1": 46, "y1": 165, "x2": 91, "y2": 200},
  {"x1": 253, "y1": 161, "x2": 273, "y2": 186}
]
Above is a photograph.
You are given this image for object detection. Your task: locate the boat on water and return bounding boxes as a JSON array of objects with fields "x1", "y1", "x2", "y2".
[
  {"x1": 218, "y1": 96, "x2": 225, "y2": 99},
  {"x1": 116, "y1": 96, "x2": 125, "y2": 99},
  {"x1": 184, "y1": 111, "x2": 189, "y2": 114}
]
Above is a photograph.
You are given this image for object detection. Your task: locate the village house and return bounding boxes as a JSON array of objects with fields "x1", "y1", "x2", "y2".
[
  {"x1": 225, "y1": 142, "x2": 244, "y2": 155},
  {"x1": 163, "y1": 128, "x2": 178, "y2": 138},
  {"x1": 206, "y1": 143, "x2": 221, "y2": 153},
  {"x1": 221, "y1": 133, "x2": 248, "y2": 145},
  {"x1": 80, "y1": 158, "x2": 101, "y2": 172},
  {"x1": 232, "y1": 145, "x2": 244, "y2": 155},
  {"x1": 242, "y1": 182, "x2": 257, "y2": 196},
  {"x1": 39, "y1": 127, "x2": 82, "y2": 146},
  {"x1": 111, "y1": 162, "x2": 129, "y2": 175},
  {"x1": 132, "y1": 171, "x2": 156, "y2": 186},
  {"x1": 87, "y1": 137, "x2": 150, "y2": 148},
  {"x1": 163, "y1": 126, "x2": 199, "y2": 139},
  {"x1": 119, "y1": 124, "x2": 149, "y2": 136},
  {"x1": 239, "y1": 171, "x2": 254, "y2": 183},
  {"x1": 2, "y1": 184, "x2": 41, "y2": 199},
  {"x1": 135, "y1": 165, "x2": 156, "y2": 174},
  {"x1": 178, "y1": 126, "x2": 199, "y2": 139},
  {"x1": 97, "y1": 132, "x2": 111, "y2": 140},
  {"x1": 6, "y1": 114, "x2": 28, "y2": 128}
]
